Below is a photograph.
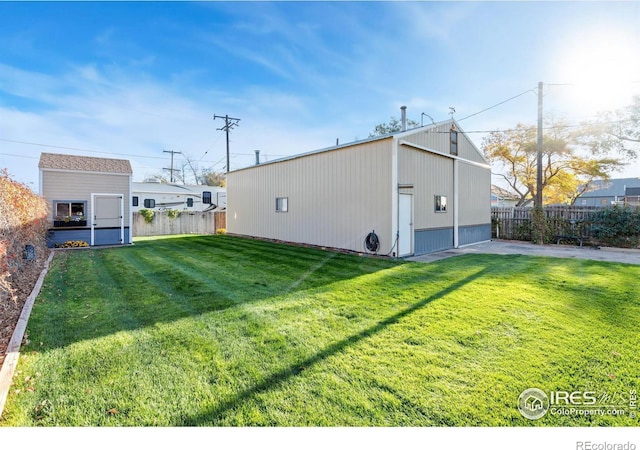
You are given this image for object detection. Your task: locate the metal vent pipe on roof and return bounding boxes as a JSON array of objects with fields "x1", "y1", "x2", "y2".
[
  {"x1": 401, "y1": 106, "x2": 407, "y2": 131},
  {"x1": 255, "y1": 150, "x2": 260, "y2": 165}
]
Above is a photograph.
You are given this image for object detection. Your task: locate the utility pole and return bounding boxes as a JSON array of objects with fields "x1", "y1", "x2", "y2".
[
  {"x1": 213, "y1": 114, "x2": 241, "y2": 173},
  {"x1": 536, "y1": 81, "x2": 543, "y2": 207},
  {"x1": 163, "y1": 149, "x2": 182, "y2": 183}
]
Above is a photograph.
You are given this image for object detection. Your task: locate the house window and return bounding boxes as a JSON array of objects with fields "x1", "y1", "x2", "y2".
[
  {"x1": 600, "y1": 199, "x2": 607, "y2": 206},
  {"x1": 450, "y1": 127, "x2": 458, "y2": 155},
  {"x1": 435, "y1": 195, "x2": 448, "y2": 213},
  {"x1": 143, "y1": 199, "x2": 156, "y2": 208},
  {"x1": 53, "y1": 201, "x2": 87, "y2": 226},
  {"x1": 187, "y1": 198, "x2": 194, "y2": 207},
  {"x1": 202, "y1": 191, "x2": 212, "y2": 204},
  {"x1": 276, "y1": 197, "x2": 288, "y2": 213},
  {"x1": 132, "y1": 196, "x2": 139, "y2": 207},
  {"x1": 581, "y1": 199, "x2": 587, "y2": 206}
]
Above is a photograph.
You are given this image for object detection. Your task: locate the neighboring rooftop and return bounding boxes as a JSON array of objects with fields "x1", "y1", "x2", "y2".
[
  {"x1": 38, "y1": 152, "x2": 133, "y2": 174},
  {"x1": 579, "y1": 177, "x2": 640, "y2": 197},
  {"x1": 491, "y1": 184, "x2": 519, "y2": 200}
]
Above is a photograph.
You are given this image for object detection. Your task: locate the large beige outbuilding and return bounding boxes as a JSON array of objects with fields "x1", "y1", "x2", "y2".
[{"x1": 227, "y1": 119, "x2": 491, "y2": 257}]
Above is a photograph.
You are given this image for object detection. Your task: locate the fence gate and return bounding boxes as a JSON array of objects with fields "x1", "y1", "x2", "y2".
[{"x1": 91, "y1": 193, "x2": 124, "y2": 246}]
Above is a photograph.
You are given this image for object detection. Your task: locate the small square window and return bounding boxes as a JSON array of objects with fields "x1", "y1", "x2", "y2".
[
  {"x1": 435, "y1": 195, "x2": 447, "y2": 213},
  {"x1": 276, "y1": 197, "x2": 288, "y2": 213},
  {"x1": 187, "y1": 198, "x2": 194, "y2": 207},
  {"x1": 132, "y1": 196, "x2": 139, "y2": 207},
  {"x1": 600, "y1": 199, "x2": 607, "y2": 206},
  {"x1": 202, "y1": 191, "x2": 212, "y2": 204},
  {"x1": 144, "y1": 199, "x2": 156, "y2": 208}
]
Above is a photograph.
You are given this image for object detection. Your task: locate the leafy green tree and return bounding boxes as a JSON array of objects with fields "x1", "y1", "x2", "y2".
[{"x1": 369, "y1": 116, "x2": 420, "y2": 137}]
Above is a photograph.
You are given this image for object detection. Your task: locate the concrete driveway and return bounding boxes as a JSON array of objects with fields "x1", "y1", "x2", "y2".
[{"x1": 407, "y1": 240, "x2": 640, "y2": 265}]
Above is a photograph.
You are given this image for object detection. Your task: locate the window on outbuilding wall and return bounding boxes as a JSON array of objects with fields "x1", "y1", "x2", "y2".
[
  {"x1": 450, "y1": 126, "x2": 458, "y2": 155},
  {"x1": 435, "y1": 195, "x2": 448, "y2": 213},
  {"x1": 276, "y1": 197, "x2": 288, "y2": 212}
]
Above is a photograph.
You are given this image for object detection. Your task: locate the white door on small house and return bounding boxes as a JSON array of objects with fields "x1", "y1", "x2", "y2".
[
  {"x1": 94, "y1": 196, "x2": 122, "y2": 228},
  {"x1": 399, "y1": 194, "x2": 413, "y2": 256},
  {"x1": 91, "y1": 194, "x2": 124, "y2": 246}
]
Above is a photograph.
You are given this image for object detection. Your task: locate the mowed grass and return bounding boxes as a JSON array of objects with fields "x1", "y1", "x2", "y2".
[{"x1": 1, "y1": 235, "x2": 639, "y2": 426}]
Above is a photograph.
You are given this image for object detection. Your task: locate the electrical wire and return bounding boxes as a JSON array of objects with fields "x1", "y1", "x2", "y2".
[{"x1": 457, "y1": 87, "x2": 538, "y2": 122}]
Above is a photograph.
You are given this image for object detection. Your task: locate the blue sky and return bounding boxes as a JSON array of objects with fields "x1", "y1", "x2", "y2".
[{"x1": 1, "y1": 1, "x2": 639, "y2": 188}]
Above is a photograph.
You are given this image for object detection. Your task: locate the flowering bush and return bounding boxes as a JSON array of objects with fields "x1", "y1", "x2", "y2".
[
  {"x1": 57, "y1": 240, "x2": 89, "y2": 248},
  {"x1": 0, "y1": 169, "x2": 48, "y2": 304},
  {"x1": 216, "y1": 228, "x2": 227, "y2": 235}
]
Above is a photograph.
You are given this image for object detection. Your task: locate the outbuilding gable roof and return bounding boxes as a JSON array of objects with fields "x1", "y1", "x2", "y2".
[
  {"x1": 229, "y1": 118, "x2": 486, "y2": 173},
  {"x1": 38, "y1": 152, "x2": 132, "y2": 174}
]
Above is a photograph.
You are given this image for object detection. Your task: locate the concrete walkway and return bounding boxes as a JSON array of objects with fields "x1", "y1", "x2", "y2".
[{"x1": 407, "y1": 240, "x2": 640, "y2": 265}]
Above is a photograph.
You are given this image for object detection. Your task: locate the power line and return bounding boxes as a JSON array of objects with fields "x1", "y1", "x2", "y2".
[
  {"x1": 0, "y1": 152, "x2": 39, "y2": 159},
  {"x1": 457, "y1": 87, "x2": 538, "y2": 122},
  {"x1": 0, "y1": 137, "x2": 228, "y2": 166},
  {"x1": 0, "y1": 138, "x2": 167, "y2": 160}
]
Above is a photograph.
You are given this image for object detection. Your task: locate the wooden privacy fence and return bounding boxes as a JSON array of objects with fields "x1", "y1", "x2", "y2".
[
  {"x1": 491, "y1": 206, "x2": 603, "y2": 241},
  {"x1": 133, "y1": 210, "x2": 226, "y2": 237}
]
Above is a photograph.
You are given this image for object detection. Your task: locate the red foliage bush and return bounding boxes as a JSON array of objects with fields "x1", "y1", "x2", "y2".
[{"x1": 0, "y1": 169, "x2": 48, "y2": 305}]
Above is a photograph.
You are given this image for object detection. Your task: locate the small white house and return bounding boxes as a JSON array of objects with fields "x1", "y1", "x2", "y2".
[
  {"x1": 227, "y1": 117, "x2": 491, "y2": 257},
  {"x1": 132, "y1": 180, "x2": 226, "y2": 213},
  {"x1": 39, "y1": 153, "x2": 133, "y2": 247}
]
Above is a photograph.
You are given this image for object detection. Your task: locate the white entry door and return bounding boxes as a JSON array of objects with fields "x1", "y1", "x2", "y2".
[
  {"x1": 399, "y1": 193, "x2": 413, "y2": 256},
  {"x1": 91, "y1": 194, "x2": 124, "y2": 246}
]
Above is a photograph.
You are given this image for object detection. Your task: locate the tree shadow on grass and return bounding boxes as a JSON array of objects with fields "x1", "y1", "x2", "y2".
[{"x1": 176, "y1": 267, "x2": 490, "y2": 426}]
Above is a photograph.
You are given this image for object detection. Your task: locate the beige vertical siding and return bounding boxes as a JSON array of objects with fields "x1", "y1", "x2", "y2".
[
  {"x1": 397, "y1": 146, "x2": 454, "y2": 230},
  {"x1": 401, "y1": 121, "x2": 487, "y2": 165},
  {"x1": 227, "y1": 140, "x2": 394, "y2": 254},
  {"x1": 41, "y1": 170, "x2": 131, "y2": 223},
  {"x1": 458, "y1": 162, "x2": 491, "y2": 226}
]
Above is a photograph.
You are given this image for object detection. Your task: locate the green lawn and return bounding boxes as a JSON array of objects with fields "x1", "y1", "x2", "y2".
[{"x1": 1, "y1": 235, "x2": 638, "y2": 426}]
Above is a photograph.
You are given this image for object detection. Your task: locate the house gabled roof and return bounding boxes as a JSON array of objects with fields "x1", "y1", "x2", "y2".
[
  {"x1": 578, "y1": 177, "x2": 640, "y2": 198},
  {"x1": 38, "y1": 152, "x2": 132, "y2": 174}
]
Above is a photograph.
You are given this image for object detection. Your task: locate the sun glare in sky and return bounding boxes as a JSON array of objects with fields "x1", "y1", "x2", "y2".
[{"x1": 553, "y1": 27, "x2": 640, "y2": 118}]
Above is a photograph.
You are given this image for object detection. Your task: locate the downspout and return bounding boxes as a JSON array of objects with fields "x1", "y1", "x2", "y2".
[{"x1": 453, "y1": 159, "x2": 459, "y2": 248}]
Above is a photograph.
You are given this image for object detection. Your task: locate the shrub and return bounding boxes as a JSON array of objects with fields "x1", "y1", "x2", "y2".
[
  {"x1": 166, "y1": 209, "x2": 181, "y2": 220},
  {"x1": 0, "y1": 169, "x2": 48, "y2": 304},
  {"x1": 216, "y1": 228, "x2": 227, "y2": 235},
  {"x1": 589, "y1": 205, "x2": 640, "y2": 248},
  {"x1": 139, "y1": 209, "x2": 155, "y2": 224}
]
